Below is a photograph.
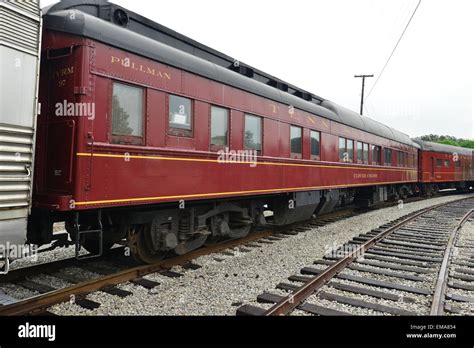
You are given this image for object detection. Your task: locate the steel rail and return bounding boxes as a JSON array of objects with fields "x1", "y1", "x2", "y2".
[
  {"x1": 430, "y1": 209, "x2": 473, "y2": 315},
  {"x1": 0, "y1": 204, "x2": 363, "y2": 315},
  {"x1": 0, "y1": 230, "x2": 272, "y2": 316},
  {"x1": 264, "y1": 197, "x2": 473, "y2": 316}
]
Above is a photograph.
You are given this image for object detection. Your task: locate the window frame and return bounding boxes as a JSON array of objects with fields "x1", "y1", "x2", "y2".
[
  {"x1": 372, "y1": 145, "x2": 381, "y2": 165},
  {"x1": 210, "y1": 105, "x2": 230, "y2": 150},
  {"x1": 289, "y1": 125, "x2": 303, "y2": 159},
  {"x1": 357, "y1": 141, "x2": 363, "y2": 163},
  {"x1": 363, "y1": 143, "x2": 369, "y2": 164},
  {"x1": 110, "y1": 81, "x2": 145, "y2": 146},
  {"x1": 339, "y1": 137, "x2": 354, "y2": 163},
  {"x1": 397, "y1": 151, "x2": 404, "y2": 167},
  {"x1": 168, "y1": 94, "x2": 194, "y2": 138},
  {"x1": 310, "y1": 130, "x2": 321, "y2": 160},
  {"x1": 244, "y1": 114, "x2": 263, "y2": 153},
  {"x1": 339, "y1": 137, "x2": 347, "y2": 162},
  {"x1": 347, "y1": 139, "x2": 354, "y2": 162},
  {"x1": 384, "y1": 148, "x2": 392, "y2": 166}
]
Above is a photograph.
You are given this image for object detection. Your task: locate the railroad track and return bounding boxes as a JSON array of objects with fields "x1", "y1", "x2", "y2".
[
  {"x1": 0, "y1": 193, "x2": 469, "y2": 316},
  {"x1": 0, "y1": 201, "x2": 365, "y2": 315},
  {"x1": 237, "y1": 197, "x2": 474, "y2": 316},
  {"x1": 0, "y1": 231, "x2": 276, "y2": 315}
]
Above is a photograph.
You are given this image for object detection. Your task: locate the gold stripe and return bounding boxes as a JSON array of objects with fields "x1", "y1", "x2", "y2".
[
  {"x1": 75, "y1": 180, "x2": 415, "y2": 206},
  {"x1": 76, "y1": 152, "x2": 417, "y2": 173}
]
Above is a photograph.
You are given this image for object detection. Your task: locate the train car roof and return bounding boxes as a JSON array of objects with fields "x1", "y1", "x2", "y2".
[
  {"x1": 413, "y1": 140, "x2": 473, "y2": 156},
  {"x1": 43, "y1": 0, "x2": 418, "y2": 147}
]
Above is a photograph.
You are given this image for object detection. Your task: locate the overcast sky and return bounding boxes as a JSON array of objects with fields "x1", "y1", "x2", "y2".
[{"x1": 42, "y1": 0, "x2": 473, "y2": 140}]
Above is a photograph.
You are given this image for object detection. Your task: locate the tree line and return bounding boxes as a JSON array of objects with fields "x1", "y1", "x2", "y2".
[{"x1": 417, "y1": 135, "x2": 474, "y2": 149}]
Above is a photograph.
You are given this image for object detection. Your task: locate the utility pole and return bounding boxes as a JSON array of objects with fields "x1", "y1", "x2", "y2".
[{"x1": 354, "y1": 74, "x2": 373, "y2": 115}]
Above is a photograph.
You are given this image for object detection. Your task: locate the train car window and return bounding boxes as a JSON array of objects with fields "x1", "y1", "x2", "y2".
[
  {"x1": 290, "y1": 126, "x2": 302, "y2": 157},
  {"x1": 455, "y1": 160, "x2": 461, "y2": 168},
  {"x1": 310, "y1": 130, "x2": 320, "y2": 159},
  {"x1": 357, "y1": 142, "x2": 363, "y2": 162},
  {"x1": 210, "y1": 106, "x2": 229, "y2": 146},
  {"x1": 372, "y1": 145, "x2": 381, "y2": 165},
  {"x1": 347, "y1": 139, "x2": 354, "y2": 162},
  {"x1": 436, "y1": 159, "x2": 443, "y2": 167},
  {"x1": 384, "y1": 148, "x2": 392, "y2": 166},
  {"x1": 244, "y1": 114, "x2": 262, "y2": 152},
  {"x1": 339, "y1": 138, "x2": 353, "y2": 163},
  {"x1": 169, "y1": 95, "x2": 193, "y2": 136},
  {"x1": 112, "y1": 82, "x2": 144, "y2": 140},
  {"x1": 397, "y1": 151, "x2": 406, "y2": 167},
  {"x1": 339, "y1": 138, "x2": 346, "y2": 162},
  {"x1": 444, "y1": 160, "x2": 450, "y2": 167},
  {"x1": 363, "y1": 143, "x2": 369, "y2": 164}
]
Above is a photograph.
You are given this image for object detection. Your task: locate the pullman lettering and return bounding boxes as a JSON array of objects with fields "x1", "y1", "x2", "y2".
[{"x1": 111, "y1": 56, "x2": 171, "y2": 80}]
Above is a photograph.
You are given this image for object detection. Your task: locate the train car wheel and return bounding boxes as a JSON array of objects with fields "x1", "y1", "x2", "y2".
[{"x1": 127, "y1": 225, "x2": 168, "y2": 264}]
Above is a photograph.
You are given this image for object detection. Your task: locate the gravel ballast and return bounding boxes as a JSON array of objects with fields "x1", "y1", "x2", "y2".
[
  {"x1": 445, "y1": 215, "x2": 474, "y2": 315},
  {"x1": 39, "y1": 193, "x2": 472, "y2": 315}
]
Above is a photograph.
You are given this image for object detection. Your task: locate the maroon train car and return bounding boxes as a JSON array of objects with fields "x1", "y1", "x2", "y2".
[
  {"x1": 414, "y1": 140, "x2": 474, "y2": 194},
  {"x1": 30, "y1": 0, "x2": 421, "y2": 262}
]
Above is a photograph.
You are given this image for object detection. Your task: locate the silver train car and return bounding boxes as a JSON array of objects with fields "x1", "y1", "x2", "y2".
[{"x1": 0, "y1": 0, "x2": 42, "y2": 272}]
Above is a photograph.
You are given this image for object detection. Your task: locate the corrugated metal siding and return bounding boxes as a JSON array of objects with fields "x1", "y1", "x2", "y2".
[
  {"x1": 0, "y1": 3, "x2": 40, "y2": 54},
  {"x1": 0, "y1": 124, "x2": 34, "y2": 210},
  {"x1": 3, "y1": 0, "x2": 40, "y2": 16},
  {"x1": 0, "y1": 0, "x2": 40, "y2": 252}
]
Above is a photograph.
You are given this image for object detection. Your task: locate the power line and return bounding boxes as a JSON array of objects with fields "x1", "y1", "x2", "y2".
[
  {"x1": 363, "y1": 104, "x2": 371, "y2": 117},
  {"x1": 365, "y1": 0, "x2": 422, "y2": 101}
]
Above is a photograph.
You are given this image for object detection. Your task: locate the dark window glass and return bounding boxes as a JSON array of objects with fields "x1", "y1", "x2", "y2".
[
  {"x1": 290, "y1": 126, "x2": 302, "y2": 154},
  {"x1": 210, "y1": 106, "x2": 229, "y2": 146},
  {"x1": 436, "y1": 159, "x2": 443, "y2": 167},
  {"x1": 310, "y1": 131, "x2": 320, "y2": 157},
  {"x1": 384, "y1": 148, "x2": 392, "y2": 166},
  {"x1": 357, "y1": 142, "x2": 363, "y2": 162},
  {"x1": 444, "y1": 160, "x2": 450, "y2": 167},
  {"x1": 169, "y1": 95, "x2": 192, "y2": 130},
  {"x1": 363, "y1": 143, "x2": 369, "y2": 164},
  {"x1": 112, "y1": 82, "x2": 143, "y2": 137},
  {"x1": 372, "y1": 145, "x2": 381, "y2": 165},
  {"x1": 455, "y1": 160, "x2": 461, "y2": 168},
  {"x1": 244, "y1": 114, "x2": 262, "y2": 151},
  {"x1": 339, "y1": 137, "x2": 346, "y2": 161}
]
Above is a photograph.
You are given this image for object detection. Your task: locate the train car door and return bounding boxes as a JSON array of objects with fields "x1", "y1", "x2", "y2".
[{"x1": 42, "y1": 46, "x2": 80, "y2": 193}]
